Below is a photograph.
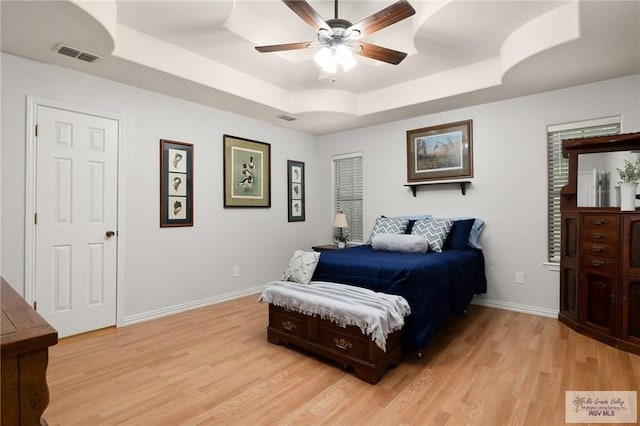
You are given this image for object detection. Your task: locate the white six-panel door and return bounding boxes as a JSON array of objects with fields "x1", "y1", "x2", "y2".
[{"x1": 35, "y1": 105, "x2": 118, "y2": 337}]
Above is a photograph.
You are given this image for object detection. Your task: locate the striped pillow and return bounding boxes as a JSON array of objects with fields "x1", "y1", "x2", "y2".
[
  {"x1": 411, "y1": 218, "x2": 453, "y2": 253},
  {"x1": 367, "y1": 217, "x2": 409, "y2": 244}
]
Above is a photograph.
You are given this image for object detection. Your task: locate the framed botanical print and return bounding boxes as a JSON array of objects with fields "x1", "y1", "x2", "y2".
[
  {"x1": 160, "y1": 139, "x2": 193, "y2": 227},
  {"x1": 223, "y1": 134, "x2": 271, "y2": 208},
  {"x1": 287, "y1": 160, "x2": 305, "y2": 222},
  {"x1": 406, "y1": 119, "x2": 473, "y2": 182}
]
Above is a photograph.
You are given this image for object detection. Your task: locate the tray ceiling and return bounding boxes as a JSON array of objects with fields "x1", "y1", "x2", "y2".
[{"x1": 2, "y1": 0, "x2": 639, "y2": 135}]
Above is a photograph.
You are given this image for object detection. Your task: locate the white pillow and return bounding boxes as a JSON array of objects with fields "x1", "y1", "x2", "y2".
[
  {"x1": 372, "y1": 233, "x2": 428, "y2": 253},
  {"x1": 281, "y1": 250, "x2": 321, "y2": 285}
]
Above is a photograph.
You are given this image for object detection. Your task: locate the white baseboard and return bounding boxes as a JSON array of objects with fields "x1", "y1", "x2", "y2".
[
  {"x1": 121, "y1": 285, "x2": 266, "y2": 327},
  {"x1": 471, "y1": 297, "x2": 559, "y2": 319},
  {"x1": 120, "y1": 287, "x2": 558, "y2": 328}
]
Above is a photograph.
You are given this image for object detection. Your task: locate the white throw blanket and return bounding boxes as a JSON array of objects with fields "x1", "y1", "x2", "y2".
[{"x1": 258, "y1": 281, "x2": 411, "y2": 351}]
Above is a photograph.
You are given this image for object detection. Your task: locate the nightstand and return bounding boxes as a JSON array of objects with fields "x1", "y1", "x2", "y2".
[{"x1": 311, "y1": 244, "x2": 339, "y2": 252}]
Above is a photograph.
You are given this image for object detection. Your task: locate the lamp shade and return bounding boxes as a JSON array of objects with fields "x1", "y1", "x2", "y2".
[{"x1": 333, "y1": 212, "x2": 349, "y2": 228}]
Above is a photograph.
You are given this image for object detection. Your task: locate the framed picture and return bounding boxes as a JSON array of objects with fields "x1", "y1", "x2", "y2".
[
  {"x1": 160, "y1": 139, "x2": 193, "y2": 227},
  {"x1": 223, "y1": 135, "x2": 271, "y2": 207},
  {"x1": 406, "y1": 119, "x2": 473, "y2": 182},
  {"x1": 287, "y1": 160, "x2": 305, "y2": 222}
]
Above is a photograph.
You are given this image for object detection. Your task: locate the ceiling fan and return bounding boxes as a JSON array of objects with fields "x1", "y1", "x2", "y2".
[{"x1": 255, "y1": 0, "x2": 416, "y2": 72}]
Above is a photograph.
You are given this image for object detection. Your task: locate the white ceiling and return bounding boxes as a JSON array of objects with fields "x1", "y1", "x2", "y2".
[{"x1": 2, "y1": 0, "x2": 639, "y2": 135}]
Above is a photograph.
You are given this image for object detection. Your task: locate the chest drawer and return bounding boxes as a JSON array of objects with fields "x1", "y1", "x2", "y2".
[
  {"x1": 269, "y1": 305, "x2": 310, "y2": 340},
  {"x1": 581, "y1": 241, "x2": 618, "y2": 259},
  {"x1": 318, "y1": 322, "x2": 371, "y2": 360}
]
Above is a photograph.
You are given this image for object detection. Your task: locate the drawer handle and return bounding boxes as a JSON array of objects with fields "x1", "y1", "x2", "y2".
[
  {"x1": 334, "y1": 338, "x2": 352, "y2": 350},
  {"x1": 591, "y1": 246, "x2": 604, "y2": 253},
  {"x1": 592, "y1": 233, "x2": 605, "y2": 240},
  {"x1": 592, "y1": 219, "x2": 605, "y2": 225},
  {"x1": 591, "y1": 260, "x2": 605, "y2": 267},
  {"x1": 282, "y1": 321, "x2": 296, "y2": 332}
]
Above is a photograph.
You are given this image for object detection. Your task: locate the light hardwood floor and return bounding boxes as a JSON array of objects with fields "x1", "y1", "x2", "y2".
[{"x1": 43, "y1": 295, "x2": 640, "y2": 425}]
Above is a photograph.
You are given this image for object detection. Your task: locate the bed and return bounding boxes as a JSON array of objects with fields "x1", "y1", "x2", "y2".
[{"x1": 311, "y1": 241, "x2": 487, "y2": 353}]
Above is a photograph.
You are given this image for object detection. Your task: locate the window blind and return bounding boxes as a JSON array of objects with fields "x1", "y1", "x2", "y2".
[
  {"x1": 334, "y1": 154, "x2": 363, "y2": 242},
  {"x1": 547, "y1": 117, "x2": 620, "y2": 262}
]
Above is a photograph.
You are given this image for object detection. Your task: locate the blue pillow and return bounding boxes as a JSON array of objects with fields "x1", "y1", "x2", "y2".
[
  {"x1": 469, "y1": 218, "x2": 485, "y2": 249},
  {"x1": 444, "y1": 219, "x2": 475, "y2": 250},
  {"x1": 448, "y1": 217, "x2": 485, "y2": 248},
  {"x1": 393, "y1": 214, "x2": 432, "y2": 220}
]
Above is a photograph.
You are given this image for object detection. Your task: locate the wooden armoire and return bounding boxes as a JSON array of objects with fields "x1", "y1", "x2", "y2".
[{"x1": 559, "y1": 132, "x2": 640, "y2": 354}]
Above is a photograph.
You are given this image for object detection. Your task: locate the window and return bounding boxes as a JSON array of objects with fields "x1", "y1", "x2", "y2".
[
  {"x1": 547, "y1": 116, "x2": 620, "y2": 262},
  {"x1": 334, "y1": 153, "x2": 363, "y2": 242}
]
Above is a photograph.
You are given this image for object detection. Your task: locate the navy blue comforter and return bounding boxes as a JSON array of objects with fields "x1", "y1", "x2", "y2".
[{"x1": 312, "y1": 245, "x2": 487, "y2": 351}]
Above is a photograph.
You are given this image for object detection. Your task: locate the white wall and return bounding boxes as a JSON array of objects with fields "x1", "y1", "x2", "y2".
[
  {"x1": 1, "y1": 53, "x2": 320, "y2": 322},
  {"x1": 315, "y1": 74, "x2": 640, "y2": 315},
  {"x1": 2, "y1": 51, "x2": 639, "y2": 324}
]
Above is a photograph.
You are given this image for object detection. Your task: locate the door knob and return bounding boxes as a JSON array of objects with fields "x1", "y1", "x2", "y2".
[{"x1": 106, "y1": 230, "x2": 115, "y2": 238}]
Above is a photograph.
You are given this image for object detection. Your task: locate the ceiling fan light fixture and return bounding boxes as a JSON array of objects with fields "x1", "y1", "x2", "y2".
[
  {"x1": 314, "y1": 44, "x2": 356, "y2": 74},
  {"x1": 335, "y1": 44, "x2": 356, "y2": 71},
  {"x1": 314, "y1": 46, "x2": 336, "y2": 73}
]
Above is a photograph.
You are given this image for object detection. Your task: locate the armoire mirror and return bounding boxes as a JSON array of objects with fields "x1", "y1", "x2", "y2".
[{"x1": 577, "y1": 150, "x2": 640, "y2": 207}]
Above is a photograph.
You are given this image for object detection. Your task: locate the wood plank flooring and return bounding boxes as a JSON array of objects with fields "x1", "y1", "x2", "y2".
[{"x1": 43, "y1": 295, "x2": 640, "y2": 425}]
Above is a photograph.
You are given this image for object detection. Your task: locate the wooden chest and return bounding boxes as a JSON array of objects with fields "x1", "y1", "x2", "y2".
[{"x1": 267, "y1": 304, "x2": 402, "y2": 384}]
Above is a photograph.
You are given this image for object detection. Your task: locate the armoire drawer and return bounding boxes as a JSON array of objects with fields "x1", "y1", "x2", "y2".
[
  {"x1": 582, "y1": 227, "x2": 618, "y2": 244},
  {"x1": 582, "y1": 215, "x2": 618, "y2": 244},
  {"x1": 581, "y1": 255, "x2": 618, "y2": 273},
  {"x1": 582, "y1": 241, "x2": 618, "y2": 259}
]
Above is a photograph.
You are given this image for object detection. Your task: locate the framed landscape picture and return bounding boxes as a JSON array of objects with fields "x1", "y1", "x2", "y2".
[
  {"x1": 287, "y1": 160, "x2": 305, "y2": 222},
  {"x1": 160, "y1": 139, "x2": 193, "y2": 227},
  {"x1": 223, "y1": 134, "x2": 271, "y2": 207},
  {"x1": 406, "y1": 119, "x2": 473, "y2": 182}
]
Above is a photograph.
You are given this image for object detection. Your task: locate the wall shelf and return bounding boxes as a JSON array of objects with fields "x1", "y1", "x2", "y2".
[{"x1": 404, "y1": 181, "x2": 471, "y2": 197}]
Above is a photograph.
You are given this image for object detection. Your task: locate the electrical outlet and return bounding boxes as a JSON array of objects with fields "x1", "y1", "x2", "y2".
[
  {"x1": 516, "y1": 272, "x2": 525, "y2": 284},
  {"x1": 233, "y1": 266, "x2": 240, "y2": 278}
]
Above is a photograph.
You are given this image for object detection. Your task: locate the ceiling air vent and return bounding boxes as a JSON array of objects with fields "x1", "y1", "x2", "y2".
[
  {"x1": 54, "y1": 43, "x2": 101, "y2": 63},
  {"x1": 77, "y1": 52, "x2": 101, "y2": 63}
]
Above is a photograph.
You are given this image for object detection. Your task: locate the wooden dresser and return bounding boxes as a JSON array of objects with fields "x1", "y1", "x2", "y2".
[
  {"x1": 559, "y1": 132, "x2": 640, "y2": 354},
  {"x1": 1, "y1": 277, "x2": 58, "y2": 425}
]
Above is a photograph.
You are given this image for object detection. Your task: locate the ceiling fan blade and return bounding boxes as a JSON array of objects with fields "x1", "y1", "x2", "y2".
[
  {"x1": 356, "y1": 41, "x2": 408, "y2": 65},
  {"x1": 348, "y1": 0, "x2": 415, "y2": 38},
  {"x1": 282, "y1": 0, "x2": 331, "y2": 33},
  {"x1": 255, "y1": 42, "x2": 313, "y2": 53}
]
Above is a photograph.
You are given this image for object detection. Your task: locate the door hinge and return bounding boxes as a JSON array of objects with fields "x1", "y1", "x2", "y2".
[
  {"x1": 33, "y1": 301, "x2": 37, "y2": 311},
  {"x1": 34, "y1": 212, "x2": 38, "y2": 225},
  {"x1": 35, "y1": 124, "x2": 39, "y2": 137}
]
